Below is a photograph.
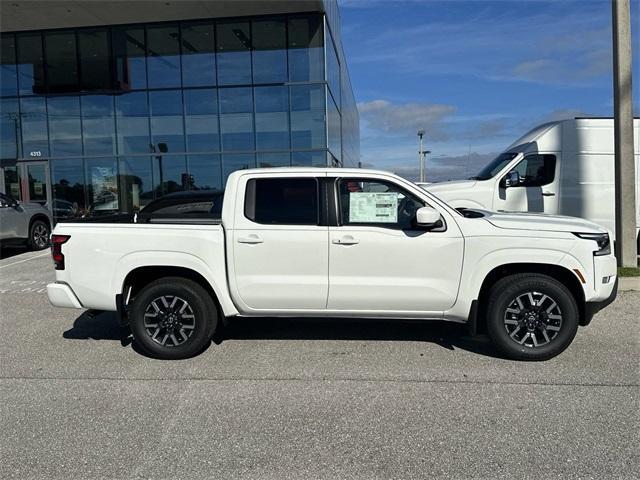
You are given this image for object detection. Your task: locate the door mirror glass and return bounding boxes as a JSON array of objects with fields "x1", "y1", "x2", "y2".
[
  {"x1": 502, "y1": 170, "x2": 521, "y2": 188},
  {"x1": 415, "y1": 206, "x2": 441, "y2": 227}
]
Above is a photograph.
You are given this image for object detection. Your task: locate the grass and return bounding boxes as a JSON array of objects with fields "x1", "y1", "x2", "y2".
[{"x1": 618, "y1": 266, "x2": 640, "y2": 277}]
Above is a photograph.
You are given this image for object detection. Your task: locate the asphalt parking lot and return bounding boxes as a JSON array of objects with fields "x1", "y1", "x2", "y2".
[{"x1": 0, "y1": 249, "x2": 638, "y2": 480}]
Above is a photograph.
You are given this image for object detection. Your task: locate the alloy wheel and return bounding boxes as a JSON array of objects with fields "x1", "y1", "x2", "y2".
[
  {"x1": 503, "y1": 291, "x2": 563, "y2": 348},
  {"x1": 143, "y1": 295, "x2": 196, "y2": 347}
]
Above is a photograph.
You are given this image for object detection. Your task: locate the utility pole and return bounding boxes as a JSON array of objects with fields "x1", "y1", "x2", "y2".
[
  {"x1": 417, "y1": 130, "x2": 425, "y2": 182},
  {"x1": 612, "y1": 0, "x2": 637, "y2": 267}
]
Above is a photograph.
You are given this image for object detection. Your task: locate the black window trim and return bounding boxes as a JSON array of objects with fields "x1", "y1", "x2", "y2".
[{"x1": 243, "y1": 176, "x2": 322, "y2": 226}]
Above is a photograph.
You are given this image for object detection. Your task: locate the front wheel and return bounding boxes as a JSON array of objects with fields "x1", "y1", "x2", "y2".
[
  {"x1": 29, "y1": 219, "x2": 50, "y2": 250},
  {"x1": 130, "y1": 277, "x2": 218, "y2": 359},
  {"x1": 486, "y1": 273, "x2": 579, "y2": 361}
]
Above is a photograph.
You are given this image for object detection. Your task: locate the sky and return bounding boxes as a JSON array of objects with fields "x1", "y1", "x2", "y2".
[{"x1": 340, "y1": 0, "x2": 640, "y2": 182}]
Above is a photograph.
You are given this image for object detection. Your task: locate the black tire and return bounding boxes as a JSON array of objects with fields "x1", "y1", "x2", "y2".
[
  {"x1": 130, "y1": 277, "x2": 218, "y2": 360},
  {"x1": 29, "y1": 218, "x2": 50, "y2": 250},
  {"x1": 486, "y1": 273, "x2": 579, "y2": 361}
]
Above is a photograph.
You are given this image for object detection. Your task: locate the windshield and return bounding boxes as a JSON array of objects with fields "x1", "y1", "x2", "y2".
[{"x1": 470, "y1": 152, "x2": 518, "y2": 180}]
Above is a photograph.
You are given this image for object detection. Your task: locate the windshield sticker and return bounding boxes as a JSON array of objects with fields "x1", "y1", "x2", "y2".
[{"x1": 349, "y1": 192, "x2": 398, "y2": 223}]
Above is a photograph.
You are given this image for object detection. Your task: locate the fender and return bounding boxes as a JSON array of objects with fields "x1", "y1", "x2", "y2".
[
  {"x1": 444, "y1": 246, "x2": 587, "y2": 322},
  {"x1": 112, "y1": 250, "x2": 239, "y2": 317},
  {"x1": 446, "y1": 199, "x2": 487, "y2": 210}
]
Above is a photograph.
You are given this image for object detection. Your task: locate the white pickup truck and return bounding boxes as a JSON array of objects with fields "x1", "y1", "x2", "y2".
[{"x1": 47, "y1": 168, "x2": 618, "y2": 361}]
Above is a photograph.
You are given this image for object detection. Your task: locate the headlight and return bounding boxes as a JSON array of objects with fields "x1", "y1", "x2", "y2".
[{"x1": 573, "y1": 232, "x2": 611, "y2": 256}]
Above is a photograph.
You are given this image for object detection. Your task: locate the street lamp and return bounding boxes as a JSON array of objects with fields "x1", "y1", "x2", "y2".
[{"x1": 417, "y1": 130, "x2": 425, "y2": 182}]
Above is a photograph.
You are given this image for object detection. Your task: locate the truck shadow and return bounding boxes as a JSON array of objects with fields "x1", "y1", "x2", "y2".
[{"x1": 63, "y1": 310, "x2": 505, "y2": 359}]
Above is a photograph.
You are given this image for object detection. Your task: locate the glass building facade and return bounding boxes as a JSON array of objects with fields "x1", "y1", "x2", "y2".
[{"x1": 0, "y1": 7, "x2": 359, "y2": 220}]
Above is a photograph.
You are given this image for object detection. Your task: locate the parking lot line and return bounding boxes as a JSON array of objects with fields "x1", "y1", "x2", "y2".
[{"x1": 0, "y1": 252, "x2": 50, "y2": 269}]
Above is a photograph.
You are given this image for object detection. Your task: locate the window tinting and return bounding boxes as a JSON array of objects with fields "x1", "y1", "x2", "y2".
[
  {"x1": 1, "y1": 35, "x2": 18, "y2": 97},
  {"x1": 288, "y1": 15, "x2": 323, "y2": 82},
  {"x1": 246, "y1": 178, "x2": 318, "y2": 225},
  {"x1": 112, "y1": 27, "x2": 147, "y2": 90},
  {"x1": 1, "y1": 98, "x2": 19, "y2": 158},
  {"x1": 252, "y1": 18, "x2": 286, "y2": 84},
  {"x1": 338, "y1": 179, "x2": 424, "y2": 230},
  {"x1": 81, "y1": 95, "x2": 116, "y2": 155},
  {"x1": 184, "y1": 89, "x2": 219, "y2": 152},
  {"x1": 78, "y1": 29, "x2": 112, "y2": 90},
  {"x1": 149, "y1": 89, "x2": 184, "y2": 153},
  {"x1": 51, "y1": 158, "x2": 86, "y2": 219},
  {"x1": 219, "y1": 87, "x2": 254, "y2": 151},
  {"x1": 181, "y1": 22, "x2": 216, "y2": 87},
  {"x1": 255, "y1": 86, "x2": 289, "y2": 151},
  {"x1": 146, "y1": 25, "x2": 181, "y2": 88},
  {"x1": 20, "y1": 96, "x2": 49, "y2": 156},
  {"x1": 115, "y1": 92, "x2": 150, "y2": 154},
  {"x1": 187, "y1": 154, "x2": 222, "y2": 190},
  {"x1": 511, "y1": 154, "x2": 556, "y2": 187},
  {"x1": 216, "y1": 21, "x2": 251, "y2": 85},
  {"x1": 45, "y1": 31, "x2": 79, "y2": 93},
  {"x1": 48, "y1": 96, "x2": 82, "y2": 156},
  {"x1": 16, "y1": 33, "x2": 45, "y2": 95},
  {"x1": 290, "y1": 84, "x2": 326, "y2": 149}
]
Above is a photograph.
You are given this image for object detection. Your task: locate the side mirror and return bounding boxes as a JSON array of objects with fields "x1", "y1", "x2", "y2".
[
  {"x1": 502, "y1": 170, "x2": 521, "y2": 188},
  {"x1": 415, "y1": 206, "x2": 442, "y2": 227}
]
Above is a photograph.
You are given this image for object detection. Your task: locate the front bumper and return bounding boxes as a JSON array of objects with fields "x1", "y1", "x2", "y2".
[
  {"x1": 582, "y1": 277, "x2": 618, "y2": 326},
  {"x1": 47, "y1": 282, "x2": 83, "y2": 309}
]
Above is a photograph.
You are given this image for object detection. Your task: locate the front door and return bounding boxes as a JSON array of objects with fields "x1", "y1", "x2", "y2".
[
  {"x1": 19, "y1": 161, "x2": 51, "y2": 206},
  {"x1": 494, "y1": 153, "x2": 559, "y2": 214},
  {"x1": 327, "y1": 177, "x2": 464, "y2": 314},
  {"x1": 229, "y1": 173, "x2": 329, "y2": 313}
]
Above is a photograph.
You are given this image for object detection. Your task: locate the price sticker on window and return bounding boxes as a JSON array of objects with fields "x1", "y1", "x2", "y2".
[{"x1": 349, "y1": 192, "x2": 398, "y2": 223}]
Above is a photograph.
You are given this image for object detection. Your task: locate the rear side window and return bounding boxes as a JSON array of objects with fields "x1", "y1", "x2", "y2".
[
  {"x1": 512, "y1": 154, "x2": 556, "y2": 187},
  {"x1": 245, "y1": 178, "x2": 318, "y2": 225}
]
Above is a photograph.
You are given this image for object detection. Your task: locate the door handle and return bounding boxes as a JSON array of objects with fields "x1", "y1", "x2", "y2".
[
  {"x1": 332, "y1": 235, "x2": 359, "y2": 245},
  {"x1": 542, "y1": 191, "x2": 556, "y2": 196},
  {"x1": 237, "y1": 234, "x2": 263, "y2": 244}
]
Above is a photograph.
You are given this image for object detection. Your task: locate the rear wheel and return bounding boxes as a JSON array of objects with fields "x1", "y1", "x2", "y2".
[
  {"x1": 486, "y1": 273, "x2": 579, "y2": 361},
  {"x1": 29, "y1": 219, "x2": 50, "y2": 250},
  {"x1": 130, "y1": 277, "x2": 217, "y2": 359}
]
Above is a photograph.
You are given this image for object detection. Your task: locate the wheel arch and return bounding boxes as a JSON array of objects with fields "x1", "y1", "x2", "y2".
[
  {"x1": 28, "y1": 213, "x2": 51, "y2": 230},
  {"x1": 475, "y1": 263, "x2": 586, "y2": 333}
]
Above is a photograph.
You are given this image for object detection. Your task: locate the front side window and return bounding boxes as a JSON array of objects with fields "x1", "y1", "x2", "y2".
[
  {"x1": 245, "y1": 177, "x2": 318, "y2": 225},
  {"x1": 511, "y1": 154, "x2": 556, "y2": 187},
  {"x1": 338, "y1": 179, "x2": 424, "y2": 230}
]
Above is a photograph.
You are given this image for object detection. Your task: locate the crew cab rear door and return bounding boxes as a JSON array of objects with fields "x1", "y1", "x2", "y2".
[{"x1": 227, "y1": 172, "x2": 329, "y2": 312}]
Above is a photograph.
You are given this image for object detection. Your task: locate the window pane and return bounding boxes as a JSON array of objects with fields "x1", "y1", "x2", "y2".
[
  {"x1": 48, "y1": 96, "x2": 82, "y2": 156},
  {"x1": 51, "y1": 158, "x2": 85, "y2": 220},
  {"x1": 149, "y1": 90, "x2": 184, "y2": 153},
  {"x1": 153, "y1": 154, "x2": 187, "y2": 196},
  {"x1": 290, "y1": 84, "x2": 325, "y2": 149},
  {"x1": 112, "y1": 27, "x2": 146, "y2": 90},
  {"x1": 115, "y1": 92, "x2": 150, "y2": 154},
  {"x1": 326, "y1": 30, "x2": 340, "y2": 107},
  {"x1": 513, "y1": 154, "x2": 557, "y2": 187},
  {"x1": 16, "y1": 33, "x2": 45, "y2": 95},
  {"x1": 252, "y1": 18, "x2": 286, "y2": 84},
  {"x1": 118, "y1": 156, "x2": 154, "y2": 210},
  {"x1": 255, "y1": 85, "x2": 289, "y2": 151},
  {"x1": 246, "y1": 178, "x2": 318, "y2": 225},
  {"x1": 86, "y1": 157, "x2": 119, "y2": 215},
  {"x1": 45, "y1": 31, "x2": 79, "y2": 93},
  {"x1": 78, "y1": 29, "x2": 112, "y2": 90},
  {"x1": 187, "y1": 154, "x2": 222, "y2": 190},
  {"x1": 288, "y1": 15, "x2": 323, "y2": 82},
  {"x1": 222, "y1": 153, "x2": 254, "y2": 185},
  {"x1": 81, "y1": 95, "x2": 116, "y2": 155},
  {"x1": 292, "y1": 150, "x2": 327, "y2": 167},
  {"x1": 0, "y1": 98, "x2": 18, "y2": 159},
  {"x1": 1, "y1": 35, "x2": 18, "y2": 97},
  {"x1": 327, "y1": 93, "x2": 341, "y2": 161},
  {"x1": 147, "y1": 25, "x2": 181, "y2": 88},
  {"x1": 181, "y1": 22, "x2": 216, "y2": 87},
  {"x1": 184, "y1": 88, "x2": 219, "y2": 152},
  {"x1": 338, "y1": 179, "x2": 424, "y2": 229},
  {"x1": 216, "y1": 21, "x2": 251, "y2": 85},
  {"x1": 257, "y1": 152, "x2": 290, "y2": 168},
  {"x1": 219, "y1": 87, "x2": 253, "y2": 151},
  {"x1": 19, "y1": 96, "x2": 49, "y2": 157}
]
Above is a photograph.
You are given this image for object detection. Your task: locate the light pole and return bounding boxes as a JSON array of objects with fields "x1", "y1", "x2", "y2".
[{"x1": 417, "y1": 130, "x2": 425, "y2": 182}]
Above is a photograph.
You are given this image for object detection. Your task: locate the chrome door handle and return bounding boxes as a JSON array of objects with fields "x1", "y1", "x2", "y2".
[
  {"x1": 332, "y1": 236, "x2": 359, "y2": 245},
  {"x1": 237, "y1": 234, "x2": 263, "y2": 244},
  {"x1": 542, "y1": 191, "x2": 556, "y2": 196}
]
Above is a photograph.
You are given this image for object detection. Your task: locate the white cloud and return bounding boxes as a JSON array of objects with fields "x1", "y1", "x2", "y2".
[{"x1": 358, "y1": 99, "x2": 456, "y2": 140}]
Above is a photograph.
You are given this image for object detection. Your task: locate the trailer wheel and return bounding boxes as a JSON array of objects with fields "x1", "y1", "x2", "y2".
[
  {"x1": 130, "y1": 277, "x2": 217, "y2": 359},
  {"x1": 486, "y1": 273, "x2": 579, "y2": 361}
]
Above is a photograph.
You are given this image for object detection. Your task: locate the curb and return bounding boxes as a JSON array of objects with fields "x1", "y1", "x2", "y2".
[{"x1": 619, "y1": 277, "x2": 640, "y2": 292}]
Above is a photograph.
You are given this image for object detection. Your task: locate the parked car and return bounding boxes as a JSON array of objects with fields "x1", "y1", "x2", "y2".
[
  {"x1": 47, "y1": 168, "x2": 617, "y2": 361},
  {"x1": 0, "y1": 192, "x2": 52, "y2": 250},
  {"x1": 424, "y1": 118, "x2": 640, "y2": 244}
]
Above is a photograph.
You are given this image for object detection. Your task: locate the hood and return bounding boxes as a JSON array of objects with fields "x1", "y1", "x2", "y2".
[
  {"x1": 423, "y1": 179, "x2": 477, "y2": 193},
  {"x1": 483, "y1": 210, "x2": 607, "y2": 234}
]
